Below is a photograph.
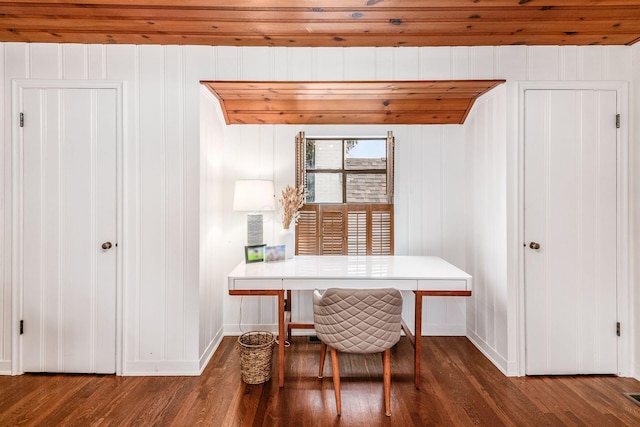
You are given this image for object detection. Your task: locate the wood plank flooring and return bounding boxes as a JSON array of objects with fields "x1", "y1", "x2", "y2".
[{"x1": 2, "y1": 336, "x2": 640, "y2": 426}]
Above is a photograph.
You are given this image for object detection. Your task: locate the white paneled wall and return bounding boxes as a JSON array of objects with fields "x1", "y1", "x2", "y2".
[
  {"x1": 0, "y1": 43, "x2": 635, "y2": 376},
  {"x1": 1, "y1": 43, "x2": 216, "y2": 375},
  {"x1": 632, "y1": 44, "x2": 640, "y2": 380},
  {"x1": 199, "y1": 88, "x2": 226, "y2": 370},
  {"x1": 0, "y1": 43, "x2": 7, "y2": 373},
  {"x1": 464, "y1": 86, "x2": 509, "y2": 372}
]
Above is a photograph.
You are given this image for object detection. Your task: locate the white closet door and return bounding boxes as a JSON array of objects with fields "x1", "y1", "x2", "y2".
[
  {"x1": 524, "y1": 89, "x2": 618, "y2": 375},
  {"x1": 22, "y1": 87, "x2": 117, "y2": 373}
]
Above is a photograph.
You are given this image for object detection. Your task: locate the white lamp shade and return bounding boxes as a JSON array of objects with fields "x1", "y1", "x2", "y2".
[{"x1": 233, "y1": 180, "x2": 276, "y2": 212}]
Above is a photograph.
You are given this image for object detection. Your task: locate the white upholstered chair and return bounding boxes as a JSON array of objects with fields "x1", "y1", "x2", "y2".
[{"x1": 313, "y1": 288, "x2": 403, "y2": 417}]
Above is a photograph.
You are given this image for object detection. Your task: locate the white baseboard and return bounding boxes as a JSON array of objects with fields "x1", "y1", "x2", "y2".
[
  {"x1": 199, "y1": 329, "x2": 225, "y2": 374},
  {"x1": 0, "y1": 360, "x2": 11, "y2": 375},
  {"x1": 466, "y1": 329, "x2": 511, "y2": 376},
  {"x1": 123, "y1": 360, "x2": 201, "y2": 376}
]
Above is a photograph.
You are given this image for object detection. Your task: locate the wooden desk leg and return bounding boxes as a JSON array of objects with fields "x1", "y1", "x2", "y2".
[
  {"x1": 278, "y1": 290, "x2": 285, "y2": 388},
  {"x1": 414, "y1": 291, "x2": 423, "y2": 389},
  {"x1": 286, "y1": 290, "x2": 292, "y2": 341}
]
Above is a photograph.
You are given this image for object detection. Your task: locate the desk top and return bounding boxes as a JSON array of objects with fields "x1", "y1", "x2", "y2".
[{"x1": 228, "y1": 256, "x2": 472, "y2": 291}]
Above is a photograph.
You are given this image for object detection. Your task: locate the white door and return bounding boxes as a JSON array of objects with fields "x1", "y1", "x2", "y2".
[
  {"x1": 524, "y1": 89, "x2": 618, "y2": 375},
  {"x1": 20, "y1": 86, "x2": 117, "y2": 373}
]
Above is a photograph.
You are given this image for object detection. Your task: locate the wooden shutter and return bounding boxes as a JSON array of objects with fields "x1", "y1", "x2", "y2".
[
  {"x1": 371, "y1": 206, "x2": 393, "y2": 255},
  {"x1": 296, "y1": 206, "x2": 318, "y2": 255},
  {"x1": 320, "y1": 206, "x2": 345, "y2": 254},
  {"x1": 347, "y1": 209, "x2": 367, "y2": 255},
  {"x1": 296, "y1": 204, "x2": 393, "y2": 255}
]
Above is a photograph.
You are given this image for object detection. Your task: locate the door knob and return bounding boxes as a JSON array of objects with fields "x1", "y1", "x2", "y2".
[
  {"x1": 101, "y1": 241, "x2": 113, "y2": 250},
  {"x1": 529, "y1": 242, "x2": 540, "y2": 250}
]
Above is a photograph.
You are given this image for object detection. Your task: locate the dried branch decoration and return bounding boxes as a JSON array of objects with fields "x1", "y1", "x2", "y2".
[{"x1": 279, "y1": 185, "x2": 305, "y2": 229}]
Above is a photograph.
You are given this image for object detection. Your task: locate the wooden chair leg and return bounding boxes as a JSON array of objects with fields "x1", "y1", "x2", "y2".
[
  {"x1": 383, "y1": 349, "x2": 391, "y2": 417},
  {"x1": 330, "y1": 347, "x2": 341, "y2": 416},
  {"x1": 319, "y1": 342, "x2": 327, "y2": 378}
]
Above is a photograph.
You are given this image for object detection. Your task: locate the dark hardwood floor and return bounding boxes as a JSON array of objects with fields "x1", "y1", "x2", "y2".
[{"x1": 2, "y1": 336, "x2": 640, "y2": 426}]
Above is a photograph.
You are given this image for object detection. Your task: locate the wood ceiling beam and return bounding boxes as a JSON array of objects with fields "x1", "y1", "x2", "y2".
[
  {"x1": 202, "y1": 80, "x2": 504, "y2": 125},
  {"x1": 2, "y1": 30, "x2": 633, "y2": 46},
  {"x1": 224, "y1": 112, "x2": 468, "y2": 125},
  {"x1": 222, "y1": 99, "x2": 474, "y2": 112}
]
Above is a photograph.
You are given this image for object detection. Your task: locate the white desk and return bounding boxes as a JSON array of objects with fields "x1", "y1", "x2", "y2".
[{"x1": 228, "y1": 255, "x2": 472, "y2": 388}]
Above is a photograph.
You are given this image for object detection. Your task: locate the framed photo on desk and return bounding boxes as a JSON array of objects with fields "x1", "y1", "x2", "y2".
[
  {"x1": 244, "y1": 244, "x2": 266, "y2": 263},
  {"x1": 265, "y1": 244, "x2": 286, "y2": 262}
]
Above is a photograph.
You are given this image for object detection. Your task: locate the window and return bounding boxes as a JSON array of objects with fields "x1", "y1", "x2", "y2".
[{"x1": 295, "y1": 132, "x2": 394, "y2": 255}]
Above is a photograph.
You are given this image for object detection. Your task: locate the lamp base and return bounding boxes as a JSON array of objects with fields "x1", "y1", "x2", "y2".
[{"x1": 247, "y1": 213, "x2": 264, "y2": 246}]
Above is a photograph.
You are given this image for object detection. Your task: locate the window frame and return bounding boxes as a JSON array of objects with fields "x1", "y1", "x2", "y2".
[{"x1": 295, "y1": 131, "x2": 395, "y2": 255}]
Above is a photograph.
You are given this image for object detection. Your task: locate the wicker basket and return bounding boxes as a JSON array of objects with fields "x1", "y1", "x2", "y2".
[{"x1": 237, "y1": 331, "x2": 275, "y2": 384}]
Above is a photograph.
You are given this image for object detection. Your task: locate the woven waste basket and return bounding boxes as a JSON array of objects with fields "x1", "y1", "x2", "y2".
[{"x1": 237, "y1": 331, "x2": 275, "y2": 384}]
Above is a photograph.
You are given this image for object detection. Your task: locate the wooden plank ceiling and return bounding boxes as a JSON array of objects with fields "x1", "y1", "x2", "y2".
[
  {"x1": 203, "y1": 80, "x2": 505, "y2": 125},
  {"x1": 3, "y1": 1, "x2": 633, "y2": 125},
  {"x1": 1, "y1": 0, "x2": 640, "y2": 47}
]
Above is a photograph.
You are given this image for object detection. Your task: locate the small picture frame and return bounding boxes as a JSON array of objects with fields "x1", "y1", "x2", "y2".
[
  {"x1": 244, "y1": 244, "x2": 266, "y2": 263},
  {"x1": 264, "y1": 245, "x2": 286, "y2": 262}
]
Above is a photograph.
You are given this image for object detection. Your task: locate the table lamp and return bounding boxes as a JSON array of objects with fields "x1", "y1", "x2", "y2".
[{"x1": 233, "y1": 179, "x2": 275, "y2": 246}]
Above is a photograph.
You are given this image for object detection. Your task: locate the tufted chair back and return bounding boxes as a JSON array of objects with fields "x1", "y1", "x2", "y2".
[
  {"x1": 313, "y1": 288, "x2": 403, "y2": 417},
  {"x1": 313, "y1": 288, "x2": 402, "y2": 353}
]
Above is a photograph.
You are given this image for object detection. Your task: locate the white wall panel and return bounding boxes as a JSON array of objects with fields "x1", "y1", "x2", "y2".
[
  {"x1": 394, "y1": 47, "x2": 420, "y2": 79},
  {"x1": 470, "y1": 46, "x2": 495, "y2": 79},
  {"x1": 0, "y1": 43, "x2": 6, "y2": 372},
  {"x1": 527, "y1": 46, "x2": 561, "y2": 80},
  {"x1": 215, "y1": 46, "x2": 240, "y2": 80},
  {"x1": 2, "y1": 43, "x2": 29, "y2": 373},
  {"x1": 421, "y1": 126, "x2": 444, "y2": 255},
  {"x1": 199, "y1": 87, "x2": 225, "y2": 369},
  {"x1": 402, "y1": 126, "x2": 426, "y2": 255},
  {"x1": 419, "y1": 47, "x2": 452, "y2": 79},
  {"x1": 138, "y1": 46, "x2": 166, "y2": 361},
  {"x1": 345, "y1": 47, "x2": 376, "y2": 79},
  {"x1": 607, "y1": 46, "x2": 633, "y2": 81},
  {"x1": 185, "y1": 42, "x2": 217, "y2": 319},
  {"x1": 0, "y1": 43, "x2": 635, "y2": 377},
  {"x1": 287, "y1": 48, "x2": 313, "y2": 80},
  {"x1": 174, "y1": 45, "x2": 204, "y2": 366},
  {"x1": 62, "y1": 45, "x2": 88, "y2": 80},
  {"x1": 29, "y1": 44, "x2": 61, "y2": 79},
  {"x1": 186, "y1": 46, "x2": 217, "y2": 369},
  {"x1": 374, "y1": 48, "x2": 394, "y2": 79},
  {"x1": 442, "y1": 126, "x2": 466, "y2": 268},
  {"x1": 496, "y1": 46, "x2": 527, "y2": 80},
  {"x1": 581, "y1": 47, "x2": 606, "y2": 80},
  {"x1": 451, "y1": 47, "x2": 470, "y2": 79},
  {"x1": 87, "y1": 45, "x2": 106, "y2": 80},
  {"x1": 632, "y1": 44, "x2": 640, "y2": 380},
  {"x1": 315, "y1": 48, "x2": 345, "y2": 80},
  {"x1": 269, "y1": 47, "x2": 289, "y2": 81},
  {"x1": 560, "y1": 46, "x2": 579, "y2": 80},
  {"x1": 241, "y1": 47, "x2": 271, "y2": 80},
  {"x1": 464, "y1": 86, "x2": 509, "y2": 372},
  {"x1": 164, "y1": 46, "x2": 186, "y2": 361}
]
